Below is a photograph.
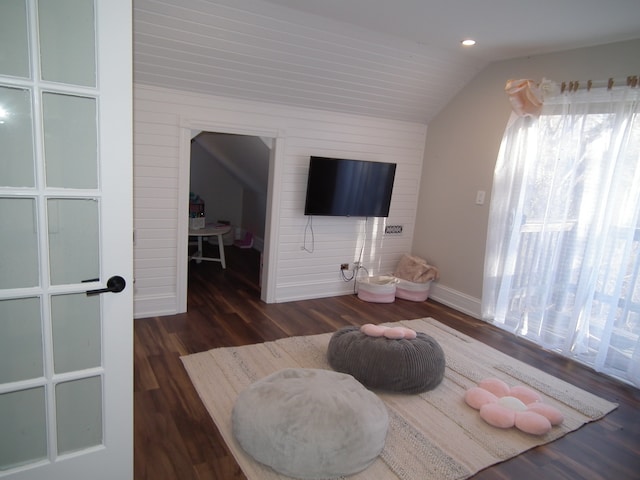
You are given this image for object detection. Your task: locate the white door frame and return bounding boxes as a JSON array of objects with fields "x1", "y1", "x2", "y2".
[{"x1": 176, "y1": 119, "x2": 284, "y2": 311}]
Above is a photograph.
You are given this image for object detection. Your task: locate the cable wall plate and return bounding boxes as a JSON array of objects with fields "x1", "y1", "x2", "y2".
[{"x1": 384, "y1": 225, "x2": 403, "y2": 235}]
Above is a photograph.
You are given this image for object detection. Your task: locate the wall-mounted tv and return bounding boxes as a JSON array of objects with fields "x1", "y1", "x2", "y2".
[{"x1": 304, "y1": 156, "x2": 396, "y2": 217}]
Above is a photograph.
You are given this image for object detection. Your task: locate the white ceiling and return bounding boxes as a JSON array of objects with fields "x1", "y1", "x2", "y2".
[
  {"x1": 132, "y1": 0, "x2": 640, "y2": 123},
  {"x1": 259, "y1": 0, "x2": 640, "y2": 61}
]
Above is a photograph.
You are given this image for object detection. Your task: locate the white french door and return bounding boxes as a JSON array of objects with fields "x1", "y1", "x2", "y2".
[{"x1": 0, "y1": 1, "x2": 132, "y2": 479}]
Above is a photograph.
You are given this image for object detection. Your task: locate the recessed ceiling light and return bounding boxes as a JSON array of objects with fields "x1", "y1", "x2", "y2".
[{"x1": 461, "y1": 39, "x2": 476, "y2": 47}]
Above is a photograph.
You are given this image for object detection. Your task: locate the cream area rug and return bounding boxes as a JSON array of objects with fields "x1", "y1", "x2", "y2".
[{"x1": 181, "y1": 318, "x2": 618, "y2": 480}]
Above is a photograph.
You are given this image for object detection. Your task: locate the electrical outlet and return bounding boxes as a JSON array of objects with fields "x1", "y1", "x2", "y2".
[{"x1": 340, "y1": 263, "x2": 349, "y2": 270}]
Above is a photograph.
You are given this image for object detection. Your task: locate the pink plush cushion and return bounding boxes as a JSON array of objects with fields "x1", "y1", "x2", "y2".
[
  {"x1": 480, "y1": 403, "x2": 516, "y2": 428},
  {"x1": 510, "y1": 385, "x2": 542, "y2": 404},
  {"x1": 527, "y1": 403, "x2": 564, "y2": 425},
  {"x1": 478, "y1": 378, "x2": 510, "y2": 397},
  {"x1": 515, "y1": 411, "x2": 552, "y2": 435},
  {"x1": 464, "y1": 387, "x2": 498, "y2": 410},
  {"x1": 360, "y1": 324, "x2": 417, "y2": 340},
  {"x1": 464, "y1": 377, "x2": 564, "y2": 436}
]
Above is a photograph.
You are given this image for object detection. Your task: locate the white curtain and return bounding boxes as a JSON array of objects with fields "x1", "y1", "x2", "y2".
[{"x1": 483, "y1": 82, "x2": 640, "y2": 387}]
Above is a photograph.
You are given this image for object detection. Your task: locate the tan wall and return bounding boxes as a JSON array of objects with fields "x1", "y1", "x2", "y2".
[{"x1": 414, "y1": 39, "x2": 640, "y2": 316}]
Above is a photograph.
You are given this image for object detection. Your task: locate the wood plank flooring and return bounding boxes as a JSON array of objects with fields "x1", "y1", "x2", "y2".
[{"x1": 134, "y1": 245, "x2": 640, "y2": 480}]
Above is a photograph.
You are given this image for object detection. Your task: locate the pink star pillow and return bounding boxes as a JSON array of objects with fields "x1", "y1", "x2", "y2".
[{"x1": 464, "y1": 378, "x2": 564, "y2": 435}]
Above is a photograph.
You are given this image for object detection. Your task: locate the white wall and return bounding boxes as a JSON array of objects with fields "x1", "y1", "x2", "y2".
[
  {"x1": 242, "y1": 188, "x2": 267, "y2": 243},
  {"x1": 189, "y1": 141, "x2": 243, "y2": 228},
  {"x1": 133, "y1": 84, "x2": 427, "y2": 318},
  {"x1": 414, "y1": 39, "x2": 640, "y2": 318}
]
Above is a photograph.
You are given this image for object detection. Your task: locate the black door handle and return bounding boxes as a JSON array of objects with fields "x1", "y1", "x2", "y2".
[{"x1": 86, "y1": 275, "x2": 126, "y2": 296}]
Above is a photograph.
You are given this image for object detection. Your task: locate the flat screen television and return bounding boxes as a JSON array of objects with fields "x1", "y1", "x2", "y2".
[{"x1": 304, "y1": 156, "x2": 396, "y2": 217}]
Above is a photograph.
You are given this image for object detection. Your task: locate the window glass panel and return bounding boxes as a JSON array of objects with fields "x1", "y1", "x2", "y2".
[
  {"x1": 51, "y1": 293, "x2": 100, "y2": 374},
  {"x1": 0, "y1": 387, "x2": 47, "y2": 470},
  {"x1": 42, "y1": 93, "x2": 97, "y2": 189},
  {"x1": 56, "y1": 376, "x2": 102, "y2": 454},
  {"x1": 38, "y1": 0, "x2": 96, "y2": 86},
  {"x1": 0, "y1": 298, "x2": 43, "y2": 383},
  {"x1": 48, "y1": 198, "x2": 99, "y2": 285},
  {"x1": 0, "y1": 198, "x2": 39, "y2": 289},
  {"x1": 0, "y1": 0, "x2": 30, "y2": 78},
  {"x1": 0, "y1": 86, "x2": 35, "y2": 187}
]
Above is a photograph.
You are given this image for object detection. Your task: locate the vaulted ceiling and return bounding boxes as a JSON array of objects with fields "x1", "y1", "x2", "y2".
[{"x1": 133, "y1": 0, "x2": 640, "y2": 124}]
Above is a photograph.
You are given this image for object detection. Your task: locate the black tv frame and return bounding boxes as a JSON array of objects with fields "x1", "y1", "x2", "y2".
[{"x1": 303, "y1": 156, "x2": 396, "y2": 217}]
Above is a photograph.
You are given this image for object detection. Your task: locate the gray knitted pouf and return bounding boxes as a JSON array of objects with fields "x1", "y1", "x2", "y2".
[{"x1": 327, "y1": 326, "x2": 446, "y2": 394}]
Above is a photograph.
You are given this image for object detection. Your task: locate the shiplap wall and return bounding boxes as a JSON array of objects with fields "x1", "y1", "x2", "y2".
[{"x1": 133, "y1": 84, "x2": 427, "y2": 318}]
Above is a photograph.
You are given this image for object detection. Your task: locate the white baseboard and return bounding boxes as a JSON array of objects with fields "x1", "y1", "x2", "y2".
[
  {"x1": 134, "y1": 294, "x2": 178, "y2": 319},
  {"x1": 134, "y1": 281, "x2": 481, "y2": 320},
  {"x1": 274, "y1": 281, "x2": 483, "y2": 320},
  {"x1": 428, "y1": 283, "x2": 482, "y2": 319},
  {"x1": 275, "y1": 281, "x2": 356, "y2": 303}
]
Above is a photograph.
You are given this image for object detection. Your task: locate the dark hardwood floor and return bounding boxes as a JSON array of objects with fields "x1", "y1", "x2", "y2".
[{"x1": 134, "y1": 245, "x2": 640, "y2": 480}]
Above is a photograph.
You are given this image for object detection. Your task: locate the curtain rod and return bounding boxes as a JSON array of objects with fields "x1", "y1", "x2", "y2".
[{"x1": 560, "y1": 75, "x2": 639, "y2": 93}]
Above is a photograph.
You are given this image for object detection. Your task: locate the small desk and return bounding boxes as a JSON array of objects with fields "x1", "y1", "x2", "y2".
[{"x1": 189, "y1": 224, "x2": 232, "y2": 268}]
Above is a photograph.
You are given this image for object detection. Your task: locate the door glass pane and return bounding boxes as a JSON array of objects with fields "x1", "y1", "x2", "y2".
[
  {"x1": 42, "y1": 93, "x2": 97, "y2": 189},
  {"x1": 56, "y1": 376, "x2": 102, "y2": 454},
  {"x1": 0, "y1": 0, "x2": 30, "y2": 78},
  {"x1": 0, "y1": 298, "x2": 43, "y2": 383},
  {"x1": 38, "y1": 0, "x2": 96, "y2": 87},
  {"x1": 0, "y1": 86, "x2": 35, "y2": 187},
  {"x1": 51, "y1": 293, "x2": 100, "y2": 374},
  {"x1": 0, "y1": 198, "x2": 39, "y2": 289},
  {"x1": 0, "y1": 387, "x2": 47, "y2": 471},
  {"x1": 48, "y1": 198, "x2": 99, "y2": 285}
]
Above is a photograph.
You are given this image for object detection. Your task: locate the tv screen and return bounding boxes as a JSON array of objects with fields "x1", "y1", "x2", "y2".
[{"x1": 304, "y1": 156, "x2": 396, "y2": 217}]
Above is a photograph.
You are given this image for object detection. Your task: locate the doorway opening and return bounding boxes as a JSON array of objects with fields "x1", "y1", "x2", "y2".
[
  {"x1": 187, "y1": 131, "x2": 272, "y2": 293},
  {"x1": 176, "y1": 123, "x2": 280, "y2": 313}
]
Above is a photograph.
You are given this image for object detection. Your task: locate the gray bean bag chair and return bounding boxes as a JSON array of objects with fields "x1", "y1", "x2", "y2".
[
  {"x1": 232, "y1": 368, "x2": 389, "y2": 479},
  {"x1": 327, "y1": 325, "x2": 446, "y2": 394}
]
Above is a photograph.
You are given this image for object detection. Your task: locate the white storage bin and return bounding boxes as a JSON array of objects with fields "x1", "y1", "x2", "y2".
[
  {"x1": 395, "y1": 278, "x2": 432, "y2": 302},
  {"x1": 357, "y1": 275, "x2": 398, "y2": 303}
]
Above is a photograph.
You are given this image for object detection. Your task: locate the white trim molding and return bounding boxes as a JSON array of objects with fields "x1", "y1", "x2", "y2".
[{"x1": 429, "y1": 283, "x2": 482, "y2": 319}]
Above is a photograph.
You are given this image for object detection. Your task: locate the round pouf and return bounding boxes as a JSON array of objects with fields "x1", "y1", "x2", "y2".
[
  {"x1": 232, "y1": 368, "x2": 388, "y2": 479},
  {"x1": 327, "y1": 326, "x2": 446, "y2": 394}
]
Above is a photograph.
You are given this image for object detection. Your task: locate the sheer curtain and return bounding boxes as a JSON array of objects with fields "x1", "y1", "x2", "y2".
[{"x1": 482, "y1": 80, "x2": 640, "y2": 387}]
